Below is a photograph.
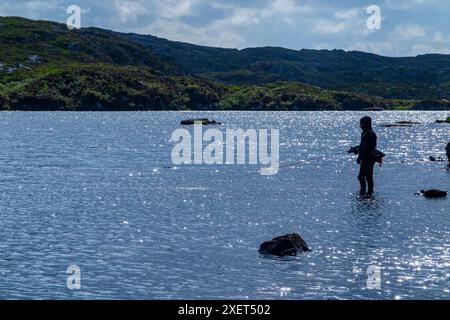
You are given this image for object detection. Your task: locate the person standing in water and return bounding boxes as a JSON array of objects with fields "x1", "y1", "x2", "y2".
[
  {"x1": 357, "y1": 116, "x2": 377, "y2": 195},
  {"x1": 446, "y1": 141, "x2": 450, "y2": 169}
]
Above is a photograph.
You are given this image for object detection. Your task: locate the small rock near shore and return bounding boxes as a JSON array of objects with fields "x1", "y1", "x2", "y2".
[
  {"x1": 416, "y1": 189, "x2": 448, "y2": 199},
  {"x1": 180, "y1": 118, "x2": 221, "y2": 125},
  {"x1": 259, "y1": 233, "x2": 311, "y2": 256}
]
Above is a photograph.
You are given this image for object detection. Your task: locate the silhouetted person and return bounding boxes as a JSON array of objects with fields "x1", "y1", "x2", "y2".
[
  {"x1": 446, "y1": 142, "x2": 450, "y2": 168},
  {"x1": 357, "y1": 116, "x2": 377, "y2": 195}
]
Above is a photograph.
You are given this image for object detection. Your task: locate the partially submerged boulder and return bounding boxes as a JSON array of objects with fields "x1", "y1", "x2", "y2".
[
  {"x1": 180, "y1": 118, "x2": 221, "y2": 125},
  {"x1": 259, "y1": 233, "x2": 310, "y2": 256},
  {"x1": 378, "y1": 121, "x2": 421, "y2": 128},
  {"x1": 396, "y1": 121, "x2": 421, "y2": 125},
  {"x1": 416, "y1": 190, "x2": 448, "y2": 199},
  {"x1": 436, "y1": 117, "x2": 450, "y2": 124},
  {"x1": 379, "y1": 123, "x2": 413, "y2": 128},
  {"x1": 429, "y1": 156, "x2": 445, "y2": 162}
]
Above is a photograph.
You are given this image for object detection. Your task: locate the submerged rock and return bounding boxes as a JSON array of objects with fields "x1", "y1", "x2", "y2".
[
  {"x1": 378, "y1": 121, "x2": 421, "y2": 128},
  {"x1": 180, "y1": 118, "x2": 221, "y2": 125},
  {"x1": 416, "y1": 190, "x2": 448, "y2": 199},
  {"x1": 259, "y1": 233, "x2": 310, "y2": 256},
  {"x1": 379, "y1": 123, "x2": 413, "y2": 128},
  {"x1": 436, "y1": 117, "x2": 450, "y2": 123},
  {"x1": 429, "y1": 156, "x2": 445, "y2": 162},
  {"x1": 396, "y1": 121, "x2": 421, "y2": 125}
]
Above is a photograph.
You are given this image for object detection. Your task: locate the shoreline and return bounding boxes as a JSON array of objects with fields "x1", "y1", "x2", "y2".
[{"x1": 0, "y1": 109, "x2": 449, "y2": 113}]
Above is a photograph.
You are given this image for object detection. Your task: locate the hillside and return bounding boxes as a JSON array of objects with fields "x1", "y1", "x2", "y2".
[
  {"x1": 124, "y1": 33, "x2": 450, "y2": 100},
  {"x1": 0, "y1": 16, "x2": 448, "y2": 111}
]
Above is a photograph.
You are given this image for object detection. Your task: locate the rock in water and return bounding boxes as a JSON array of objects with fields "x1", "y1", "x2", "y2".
[
  {"x1": 418, "y1": 190, "x2": 448, "y2": 199},
  {"x1": 430, "y1": 156, "x2": 437, "y2": 162},
  {"x1": 259, "y1": 233, "x2": 310, "y2": 256},
  {"x1": 396, "y1": 121, "x2": 421, "y2": 125},
  {"x1": 180, "y1": 119, "x2": 221, "y2": 125}
]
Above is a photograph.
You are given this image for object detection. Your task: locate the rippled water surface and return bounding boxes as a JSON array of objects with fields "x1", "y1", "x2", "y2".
[{"x1": 0, "y1": 111, "x2": 449, "y2": 300}]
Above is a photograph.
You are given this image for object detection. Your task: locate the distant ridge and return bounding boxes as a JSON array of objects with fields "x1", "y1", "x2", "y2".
[{"x1": 0, "y1": 16, "x2": 449, "y2": 111}]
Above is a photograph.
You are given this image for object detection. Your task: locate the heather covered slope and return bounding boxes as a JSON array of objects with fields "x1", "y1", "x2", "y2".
[
  {"x1": 0, "y1": 16, "x2": 448, "y2": 111},
  {"x1": 124, "y1": 33, "x2": 450, "y2": 100}
]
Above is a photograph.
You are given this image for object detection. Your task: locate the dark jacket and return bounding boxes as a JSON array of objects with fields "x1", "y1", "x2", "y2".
[{"x1": 358, "y1": 129, "x2": 377, "y2": 162}]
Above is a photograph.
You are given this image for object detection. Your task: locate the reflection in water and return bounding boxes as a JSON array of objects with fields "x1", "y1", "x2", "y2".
[{"x1": 352, "y1": 193, "x2": 383, "y2": 220}]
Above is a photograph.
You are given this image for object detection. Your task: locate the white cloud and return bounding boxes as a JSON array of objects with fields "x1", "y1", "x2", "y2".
[
  {"x1": 311, "y1": 20, "x2": 349, "y2": 35},
  {"x1": 283, "y1": 17, "x2": 295, "y2": 27},
  {"x1": 335, "y1": 8, "x2": 360, "y2": 20},
  {"x1": 207, "y1": 0, "x2": 312, "y2": 27},
  {"x1": 132, "y1": 0, "x2": 315, "y2": 48},
  {"x1": 0, "y1": 0, "x2": 448, "y2": 56},
  {"x1": 383, "y1": 0, "x2": 434, "y2": 10},
  {"x1": 411, "y1": 43, "x2": 450, "y2": 55},
  {"x1": 156, "y1": 0, "x2": 198, "y2": 19},
  {"x1": 393, "y1": 24, "x2": 426, "y2": 40},
  {"x1": 136, "y1": 17, "x2": 245, "y2": 48},
  {"x1": 0, "y1": 0, "x2": 61, "y2": 18},
  {"x1": 433, "y1": 31, "x2": 444, "y2": 43},
  {"x1": 347, "y1": 41, "x2": 396, "y2": 55},
  {"x1": 115, "y1": 0, "x2": 149, "y2": 23},
  {"x1": 270, "y1": 0, "x2": 313, "y2": 15}
]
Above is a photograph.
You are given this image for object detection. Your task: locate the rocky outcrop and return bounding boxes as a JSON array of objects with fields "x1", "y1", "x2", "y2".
[
  {"x1": 379, "y1": 121, "x2": 420, "y2": 127},
  {"x1": 416, "y1": 190, "x2": 448, "y2": 199},
  {"x1": 396, "y1": 121, "x2": 421, "y2": 125},
  {"x1": 429, "y1": 156, "x2": 446, "y2": 162},
  {"x1": 259, "y1": 233, "x2": 310, "y2": 256},
  {"x1": 180, "y1": 119, "x2": 221, "y2": 125}
]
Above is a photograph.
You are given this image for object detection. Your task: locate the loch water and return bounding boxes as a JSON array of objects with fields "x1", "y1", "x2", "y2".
[{"x1": 0, "y1": 111, "x2": 449, "y2": 299}]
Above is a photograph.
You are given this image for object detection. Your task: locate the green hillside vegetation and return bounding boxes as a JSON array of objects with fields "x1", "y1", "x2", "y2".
[
  {"x1": 1, "y1": 63, "x2": 407, "y2": 111},
  {"x1": 127, "y1": 34, "x2": 450, "y2": 100},
  {"x1": 0, "y1": 16, "x2": 447, "y2": 111}
]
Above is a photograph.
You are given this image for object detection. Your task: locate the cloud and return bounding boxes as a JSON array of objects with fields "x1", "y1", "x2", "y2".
[
  {"x1": 311, "y1": 7, "x2": 367, "y2": 37},
  {"x1": 311, "y1": 20, "x2": 350, "y2": 35},
  {"x1": 0, "y1": 0, "x2": 449, "y2": 56},
  {"x1": 115, "y1": 0, "x2": 149, "y2": 23},
  {"x1": 131, "y1": 0, "x2": 315, "y2": 48},
  {"x1": 383, "y1": 0, "x2": 434, "y2": 10},
  {"x1": 0, "y1": 0, "x2": 61, "y2": 18},
  {"x1": 335, "y1": 8, "x2": 360, "y2": 20},
  {"x1": 393, "y1": 24, "x2": 426, "y2": 40},
  {"x1": 136, "y1": 17, "x2": 245, "y2": 48},
  {"x1": 433, "y1": 31, "x2": 444, "y2": 43},
  {"x1": 347, "y1": 41, "x2": 396, "y2": 55},
  {"x1": 411, "y1": 43, "x2": 450, "y2": 55},
  {"x1": 156, "y1": 0, "x2": 198, "y2": 19}
]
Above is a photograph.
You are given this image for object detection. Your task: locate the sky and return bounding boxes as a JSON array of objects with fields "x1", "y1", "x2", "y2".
[{"x1": 1, "y1": 0, "x2": 450, "y2": 56}]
